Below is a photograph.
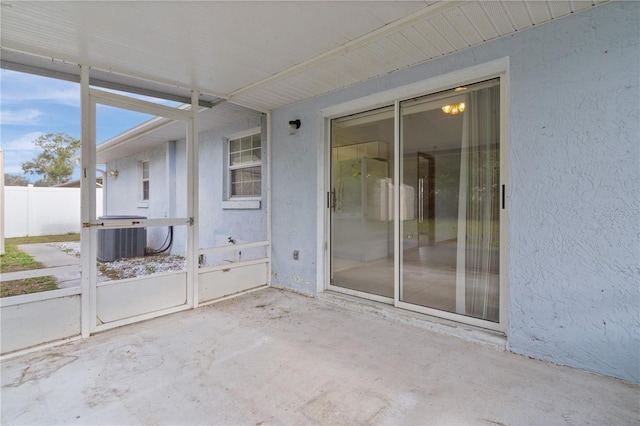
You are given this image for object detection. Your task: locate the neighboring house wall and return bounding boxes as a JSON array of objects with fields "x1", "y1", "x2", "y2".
[
  {"x1": 104, "y1": 115, "x2": 266, "y2": 259},
  {"x1": 269, "y1": 1, "x2": 639, "y2": 384},
  {"x1": 105, "y1": 144, "x2": 178, "y2": 253},
  {"x1": 4, "y1": 186, "x2": 103, "y2": 237}
]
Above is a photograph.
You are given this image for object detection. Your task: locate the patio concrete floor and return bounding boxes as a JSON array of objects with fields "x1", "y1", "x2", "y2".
[{"x1": 1, "y1": 288, "x2": 638, "y2": 425}]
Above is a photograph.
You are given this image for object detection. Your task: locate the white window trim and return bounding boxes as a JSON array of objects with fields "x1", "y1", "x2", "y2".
[
  {"x1": 226, "y1": 126, "x2": 262, "y2": 203},
  {"x1": 140, "y1": 160, "x2": 150, "y2": 203}
]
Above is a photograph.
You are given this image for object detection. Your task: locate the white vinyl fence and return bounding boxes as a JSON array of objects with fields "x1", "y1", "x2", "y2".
[{"x1": 3, "y1": 186, "x2": 103, "y2": 237}]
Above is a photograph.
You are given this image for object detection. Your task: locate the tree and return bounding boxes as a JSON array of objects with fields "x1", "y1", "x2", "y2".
[
  {"x1": 3, "y1": 173, "x2": 30, "y2": 186},
  {"x1": 21, "y1": 133, "x2": 80, "y2": 186}
]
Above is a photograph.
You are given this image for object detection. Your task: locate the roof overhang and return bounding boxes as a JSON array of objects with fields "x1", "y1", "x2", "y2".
[
  {"x1": 2, "y1": 1, "x2": 608, "y2": 162},
  {"x1": 1, "y1": 1, "x2": 608, "y2": 113}
]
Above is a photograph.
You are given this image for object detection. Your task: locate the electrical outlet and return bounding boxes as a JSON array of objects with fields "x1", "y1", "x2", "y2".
[{"x1": 293, "y1": 250, "x2": 299, "y2": 260}]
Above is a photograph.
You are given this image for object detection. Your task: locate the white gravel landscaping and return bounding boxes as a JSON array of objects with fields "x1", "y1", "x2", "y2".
[{"x1": 52, "y1": 242, "x2": 186, "y2": 280}]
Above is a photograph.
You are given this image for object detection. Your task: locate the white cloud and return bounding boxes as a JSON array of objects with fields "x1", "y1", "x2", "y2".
[
  {"x1": 1, "y1": 132, "x2": 45, "y2": 152},
  {"x1": 1, "y1": 70, "x2": 80, "y2": 107},
  {"x1": 1, "y1": 133, "x2": 46, "y2": 178},
  {"x1": 0, "y1": 108, "x2": 44, "y2": 125}
]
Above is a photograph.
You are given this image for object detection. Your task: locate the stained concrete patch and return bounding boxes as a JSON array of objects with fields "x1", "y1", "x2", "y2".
[
  {"x1": 4, "y1": 353, "x2": 78, "y2": 388},
  {"x1": 301, "y1": 388, "x2": 388, "y2": 424}
]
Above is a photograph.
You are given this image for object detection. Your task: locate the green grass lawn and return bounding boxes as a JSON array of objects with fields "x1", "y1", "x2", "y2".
[{"x1": 1, "y1": 233, "x2": 79, "y2": 298}]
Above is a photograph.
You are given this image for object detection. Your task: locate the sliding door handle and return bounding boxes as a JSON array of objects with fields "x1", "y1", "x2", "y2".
[{"x1": 328, "y1": 190, "x2": 337, "y2": 211}]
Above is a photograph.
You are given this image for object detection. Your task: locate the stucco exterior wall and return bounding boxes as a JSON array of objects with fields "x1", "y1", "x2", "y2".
[
  {"x1": 105, "y1": 144, "x2": 174, "y2": 251},
  {"x1": 105, "y1": 115, "x2": 266, "y2": 259},
  {"x1": 269, "y1": 1, "x2": 639, "y2": 383},
  {"x1": 197, "y1": 115, "x2": 267, "y2": 254}
]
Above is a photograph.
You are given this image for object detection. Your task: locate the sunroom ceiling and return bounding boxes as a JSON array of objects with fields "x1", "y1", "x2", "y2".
[{"x1": 1, "y1": 1, "x2": 606, "y2": 112}]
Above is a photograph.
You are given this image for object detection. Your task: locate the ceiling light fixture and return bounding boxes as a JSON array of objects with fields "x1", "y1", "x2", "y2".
[{"x1": 442, "y1": 102, "x2": 465, "y2": 115}]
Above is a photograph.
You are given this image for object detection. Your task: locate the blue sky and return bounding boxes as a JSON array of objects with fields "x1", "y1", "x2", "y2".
[{"x1": 1, "y1": 69, "x2": 172, "y2": 182}]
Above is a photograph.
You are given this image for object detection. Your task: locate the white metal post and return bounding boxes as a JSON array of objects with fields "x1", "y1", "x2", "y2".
[
  {"x1": 80, "y1": 65, "x2": 97, "y2": 337},
  {"x1": 187, "y1": 91, "x2": 199, "y2": 308},
  {"x1": 0, "y1": 148, "x2": 4, "y2": 255},
  {"x1": 266, "y1": 112, "x2": 272, "y2": 285},
  {"x1": 393, "y1": 100, "x2": 401, "y2": 306}
]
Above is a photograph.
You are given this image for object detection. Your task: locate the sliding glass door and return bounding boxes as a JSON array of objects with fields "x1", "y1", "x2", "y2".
[
  {"x1": 400, "y1": 79, "x2": 501, "y2": 323},
  {"x1": 329, "y1": 106, "x2": 395, "y2": 301},
  {"x1": 329, "y1": 78, "x2": 503, "y2": 328}
]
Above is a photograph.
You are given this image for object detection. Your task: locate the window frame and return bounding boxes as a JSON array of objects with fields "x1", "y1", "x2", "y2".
[
  {"x1": 141, "y1": 160, "x2": 150, "y2": 201},
  {"x1": 226, "y1": 127, "x2": 262, "y2": 200}
]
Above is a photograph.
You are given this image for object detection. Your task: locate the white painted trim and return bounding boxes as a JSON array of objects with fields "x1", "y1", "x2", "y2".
[
  {"x1": 198, "y1": 258, "x2": 269, "y2": 274},
  {"x1": 221, "y1": 200, "x2": 260, "y2": 209},
  {"x1": 97, "y1": 116, "x2": 177, "y2": 157},
  {"x1": 93, "y1": 304, "x2": 191, "y2": 334},
  {"x1": 188, "y1": 90, "x2": 199, "y2": 308},
  {"x1": 0, "y1": 286, "x2": 81, "y2": 308},
  {"x1": 316, "y1": 114, "x2": 330, "y2": 295},
  {"x1": 80, "y1": 65, "x2": 95, "y2": 338},
  {"x1": 321, "y1": 57, "x2": 510, "y2": 119},
  {"x1": 226, "y1": 128, "x2": 263, "y2": 200},
  {"x1": 1, "y1": 265, "x2": 81, "y2": 282},
  {"x1": 198, "y1": 284, "x2": 269, "y2": 307},
  {"x1": 89, "y1": 88, "x2": 192, "y2": 121},
  {"x1": 266, "y1": 112, "x2": 273, "y2": 286},
  {"x1": 393, "y1": 100, "x2": 401, "y2": 307},
  {"x1": 96, "y1": 270, "x2": 186, "y2": 287},
  {"x1": 227, "y1": 126, "x2": 261, "y2": 141},
  {"x1": 456, "y1": 94, "x2": 470, "y2": 314},
  {"x1": 499, "y1": 60, "x2": 511, "y2": 335},
  {"x1": 199, "y1": 241, "x2": 269, "y2": 255},
  {"x1": 96, "y1": 217, "x2": 188, "y2": 228}
]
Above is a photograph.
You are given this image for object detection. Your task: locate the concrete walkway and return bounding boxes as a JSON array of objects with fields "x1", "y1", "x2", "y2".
[
  {"x1": 18, "y1": 243, "x2": 82, "y2": 288},
  {"x1": 1, "y1": 288, "x2": 638, "y2": 425}
]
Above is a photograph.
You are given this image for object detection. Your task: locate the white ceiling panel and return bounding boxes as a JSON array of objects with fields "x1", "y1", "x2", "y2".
[
  {"x1": 1, "y1": 1, "x2": 607, "y2": 114},
  {"x1": 441, "y1": 7, "x2": 483, "y2": 47},
  {"x1": 480, "y1": 2, "x2": 517, "y2": 36},
  {"x1": 524, "y1": 1, "x2": 553, "y2": 25},
  {"x1": 501, "y1": 1, "x2": 536, "y2": 31},
  {"x1": 460, "y1": 2, "x2": 500, "y2": 42},
  {"x1": 400, "y1": 26, "x2": 443, "y2": 59},
  {"x1": 414, "y1": 19, "x2": 456, "y2": 56},
  {"x1": 548, "y1": 1, "x2": 573, "y2": 18}
]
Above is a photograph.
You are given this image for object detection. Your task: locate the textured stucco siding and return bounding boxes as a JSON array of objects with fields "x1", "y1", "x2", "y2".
[
  {"x1": 197, "y1": 115, "x2": 267, "y2": 251},
  {"x1": 105, "y1": 144, "x2": 173, "y2": 251},
  {"x1": 105, "y1": 115, "x2": 266, "y2": 258},
  {"x1": 269, "y1": 1, "x2": 639, "y2": 383}
]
